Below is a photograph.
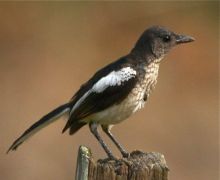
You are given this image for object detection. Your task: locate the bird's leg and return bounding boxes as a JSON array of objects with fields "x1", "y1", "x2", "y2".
[
  {"x1": 102, "y1": 125, "x2": 129, "y2": 158},
  {"x1": 89, "y1": 122, "x2": 116, "y2": 160}
]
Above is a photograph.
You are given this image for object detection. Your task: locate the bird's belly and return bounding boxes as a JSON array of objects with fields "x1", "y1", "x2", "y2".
[{"x1": 86, "y1": 90, "x2": 146, "y2": 125}]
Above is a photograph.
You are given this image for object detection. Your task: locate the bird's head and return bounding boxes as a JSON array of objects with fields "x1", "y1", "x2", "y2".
[{"x1": 132, "y1": 26, "x2": 195, "y2": 62}]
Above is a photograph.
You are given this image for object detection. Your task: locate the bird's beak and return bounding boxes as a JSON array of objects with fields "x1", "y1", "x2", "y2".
[{"x1": 175, "y1": 34, "x2": 195, "y2": 44}]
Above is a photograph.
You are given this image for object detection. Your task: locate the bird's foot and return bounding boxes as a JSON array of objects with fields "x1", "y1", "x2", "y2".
[
  {"x1": 121, "y1": 151, "x2": 130, "y2": 158},
  {"x1": 108, "y1": 155, "x2": 118, "y2": 161}
]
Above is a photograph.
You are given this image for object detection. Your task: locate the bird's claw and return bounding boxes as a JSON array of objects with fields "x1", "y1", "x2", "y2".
[{"x1": 122, "y1": 151, "x2": 130, "y2": 158}]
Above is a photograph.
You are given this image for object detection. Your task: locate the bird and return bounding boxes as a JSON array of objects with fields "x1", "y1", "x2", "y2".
[{"x1": 7, "y1": 26, "x2": 194, "y2": 159}]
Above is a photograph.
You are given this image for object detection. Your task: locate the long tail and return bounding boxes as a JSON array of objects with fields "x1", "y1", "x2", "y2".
[{"x1": 7, "y1": 103, "x2": 71, "y2": 153}]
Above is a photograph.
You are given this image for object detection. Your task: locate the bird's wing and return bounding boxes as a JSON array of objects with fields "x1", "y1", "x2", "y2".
[{"x1": 62, "y1": 66, "x2": 138, "y2": 133}]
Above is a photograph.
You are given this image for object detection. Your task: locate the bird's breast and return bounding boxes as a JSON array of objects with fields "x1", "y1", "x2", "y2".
[
  {"x1": 86, "y1": 62, "x2": 160, "y2": 125},
  {"x1": 127, "y1": 62, "x2": 160, "y2": 110}
]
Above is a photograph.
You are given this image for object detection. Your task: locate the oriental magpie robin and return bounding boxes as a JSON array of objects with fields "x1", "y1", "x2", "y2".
[{"x1": 7, "y1": 26, "x2": 194, "y2": 159}]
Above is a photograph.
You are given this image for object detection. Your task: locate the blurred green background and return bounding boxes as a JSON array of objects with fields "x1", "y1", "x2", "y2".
[{"x1": 0, "y1": 2, "x2": 219, "y2": 180}]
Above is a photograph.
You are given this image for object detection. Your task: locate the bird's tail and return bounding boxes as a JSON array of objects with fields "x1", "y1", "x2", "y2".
[{"x1": 7, "y1": 103, "x2": 71, "y2": 153}]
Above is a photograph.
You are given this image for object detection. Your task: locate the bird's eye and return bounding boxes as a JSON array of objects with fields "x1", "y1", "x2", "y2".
[{"x1": 162, "y1": 35, "x2": 171, "y2": 42}]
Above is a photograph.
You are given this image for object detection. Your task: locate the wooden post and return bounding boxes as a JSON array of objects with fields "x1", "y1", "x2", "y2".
[{"x1": 75, "y1": 145, "x2": 169, "y2": 180}]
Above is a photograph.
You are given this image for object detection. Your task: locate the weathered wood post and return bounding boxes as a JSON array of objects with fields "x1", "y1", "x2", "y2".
[{"x1": 75, "y1": 145, "x2": 169, "y2": 180}]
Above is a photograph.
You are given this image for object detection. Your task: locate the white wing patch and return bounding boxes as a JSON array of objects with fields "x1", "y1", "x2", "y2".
[
  {"x1": 93, "y1": 67, "x2": 136, "y2": 93},
  {"x1": 70, "y1": 67, "x2": 136, "y2": 115}
]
